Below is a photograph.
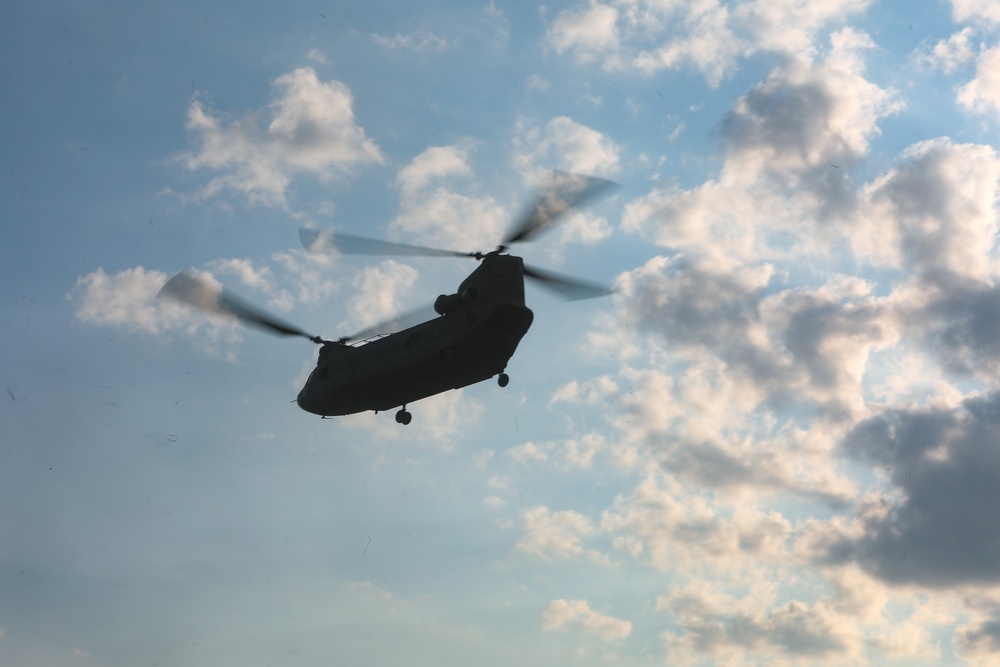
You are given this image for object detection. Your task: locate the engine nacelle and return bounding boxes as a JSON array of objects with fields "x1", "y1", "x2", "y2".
[{"x1": 434, "y1": 287, "x2": 478, "y2": 315}]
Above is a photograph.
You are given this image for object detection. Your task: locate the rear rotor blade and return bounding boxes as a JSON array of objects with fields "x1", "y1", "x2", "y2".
[
  {"x1": 504, "y1": 171, "x2": 618, "y2": 245},
  {"x1": 300, "y1": 228, "x2": 475, "y2": 258},
  {"x1": 523, "y1": 264, "x2": 616, "y2": 301},
  {"x1": 158, "y1": 270, "x2": 323, "y2": 343}
]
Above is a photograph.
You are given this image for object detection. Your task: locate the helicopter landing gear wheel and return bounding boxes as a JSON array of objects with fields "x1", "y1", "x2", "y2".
[
  {"x1": 498, "y1": 372, "x2": 509, "y2": 388},
  {"x1": 395, "y1": 407, "x2": 412, "y2": 425}
]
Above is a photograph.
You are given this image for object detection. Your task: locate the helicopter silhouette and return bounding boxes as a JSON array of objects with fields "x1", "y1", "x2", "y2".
[{"x1": 159, "y1": 172, "x2": 617, "y2": 425}]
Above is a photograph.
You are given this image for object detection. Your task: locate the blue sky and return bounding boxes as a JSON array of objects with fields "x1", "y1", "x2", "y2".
[{"x1": 6, "y1": 0, "x2": 1000, "y2": 665}]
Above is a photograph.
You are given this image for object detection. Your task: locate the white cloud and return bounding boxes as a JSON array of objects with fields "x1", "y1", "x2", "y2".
[
  {"x1": 632, "y1": 1, "x2": 744, "y2": 87},
  {"x1": 952, "y1": 0, "x2": 1000, "y2": 25},
  {"x1": 346, "y1": 259, "x2": 419, "y2": 333},
  {"x1": 958, "y1": 44, "x2": 1000, "y2": 120},
  {"x1": 922, "y1": 27, "x2": 977, "y2": 73},
  {"x1": 659, "y1": 582, "x2": 865, "y2": 665},
  {"x1": 850, "y1": 138, "x2": 1000, "y2": 282},
  {"x1": 71, "y1": 266, "x2": 181, "y2": 335},
  {"x1": 513, "y1": 116, "x2": 621, "y2": 178},
  {"x1": 515, "y1": 505, "x2": 605, "y2": 562},
  {"x1": 541, "y1": 599, "x2": 632, "y2": 641},
  {"x1": 391, "y1": 143, "x2": 507, "y2": 251},
  {"x1": 372, "y1": 30, "x2": 449, "y2": 52},
  {"x1": 601, "y1": 467, "x2": 791, "y2": 572},
  {"x1": 178, "y1": 67, "x2": 382, "y2": 208},
  {"x1": 546, "y1": 1, "x2": 620, "y2": 65},
  {"x1": 546, "y1": 0, "x2": 873, "y2": 86},
  {"x1": 624, "y1": 31, "x2": 900, "y2": 263},
  {"x1": 507, "y1": 441, "x2": 550, "y2": 465},
  {"x1": 304, "y1": 48, "x2": 330, "y2": 65},
  {"x1": 69, "y1": 266, "x2": 244, "y2": 358}
]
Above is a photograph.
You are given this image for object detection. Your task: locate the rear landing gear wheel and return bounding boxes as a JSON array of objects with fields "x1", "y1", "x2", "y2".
[
  {"x1": 498, "y1": 373, "x2": 509, "y2": 388},
  {"x1": 395, "y1": 408, "x2": 412, "y2": 425}
]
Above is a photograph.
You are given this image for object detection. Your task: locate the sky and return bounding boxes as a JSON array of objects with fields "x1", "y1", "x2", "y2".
[{"x1": 5, "y1": 0, "x2": 1000, "y2": 665}]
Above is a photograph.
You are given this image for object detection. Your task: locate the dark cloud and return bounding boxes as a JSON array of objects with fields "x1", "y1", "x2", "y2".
[
  {"x1": 724, "y1": 73, "x2": 840, "y2": 163},
  {"x1": 917, "y1": 277, "x2": 1000, "y2": 379},
  {"x1": 957, "y1": 617, "x2": 1000, "y2": 657},
  {"x1": 830, "y1": 393, "x2": 1000, "y2": 586}
]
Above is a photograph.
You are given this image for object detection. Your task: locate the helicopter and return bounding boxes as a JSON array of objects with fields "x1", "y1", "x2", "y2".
[{"x1": 159, "y1": 172, "x2": 617, "y2": 425}]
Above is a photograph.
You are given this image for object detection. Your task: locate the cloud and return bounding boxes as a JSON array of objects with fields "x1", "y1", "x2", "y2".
[
  {"x1": 515, "y1": 505, "x2": 605, "y2": 562},
  {"x1": 345, "y1": 259, "x2": 419, "y2": 333},
  {"x1": 541, "y1": 599, "x2": 632, "y2": 641},
  {"x1": 922, "y1": 27, "x2": 977, "y2": 73},
  {"x1": 958, "y1": 44, "x2": 1000, "y2": 121},
  {"x1": 624, "y1": 31, "x2": 900, "y2": 263},
  {"x1": 546, "y1": 1, "x2": 620, "y2": 65},
  {"x1": 391, "y1": 143, "x2": 507, "y2": 251},
  {"x1": 177, "y1": 67, "x2": 382, "y2": 208},
  {"x1": 658, "y1": 583, "x2": 864, "y2": 665},
  {"x1": 601, "y1": 467, "x2": 791, "y2": 572},
  {"x1": 850, "y1": 139, "x2": 1000, "y2": 282},
  {"x1": 631, "y1": 1, "x2": 744, "y2": 87},
  {"x1": 811, "y1": 392, "x2": 1000, "y2": 588},
  {"x1": 957, "y1": 609, "x2": 1000, "y2": 662},
  {"x1": 546, "y1": 0, "x2": 873, "y2": 86},
  {"x1": 372, "y1": 30, "x2": 449, "y2": 52},
  {"x1": 71, "y1": 266, "x2": 182, "y2": 335},
  {"x1": 952, "y1": 0, "x2": 1000, "y2": 25},
  {"x1": 69, "y1": 266, "x2": 246, "y2": 358},
  {"x1": 506, "y1": 434, "x2": 608, "y2": 469},
  {"x1": 513, "y1": 116, "x2": 621, "y2": 178},
  {"x1": 615, "y1": 255, "x2": 897, "y2": 421}
]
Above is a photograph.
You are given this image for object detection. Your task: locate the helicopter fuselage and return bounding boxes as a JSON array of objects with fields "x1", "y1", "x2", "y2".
[{"x1": 295, "y1": 253, "x2": 534, "y2": 417}]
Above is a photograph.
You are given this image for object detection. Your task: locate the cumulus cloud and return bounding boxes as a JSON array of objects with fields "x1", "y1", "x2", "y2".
[
  {"x1": 624, "y1": 31, "x2": 900, "y2": 263},
  {"x1": 69, "y1": 266, "x2": 244, "y2": 357},
  {"x1": 615, "y1": 255, "x2": 897, "y2": 421},
  {"x1": 345, "y1": 259, "x2": 419, "y2": 333},
  {"x1": 546, "y1": 0, "x2": 873, "y2": 86},
  {"x1": 809, "y1": 393, "x2": 1000, "y2": 588},
  {"x1": 952, "y1": 0, "x2": 1000, "y2": 25},
  {"x1": 515, "y1": 505, "x2": 606, "y2": 563},
  {"x1": 177, "y1": 67, "x2": 382, "y2": 208},
  {"x1": 541, "y1": 599, "x2": 632, "y2": 641},
  {"x1": 601, "y1": 467, "x2": 791, "y2": 572},
  {"x1": 72, "y1": 266, "x2": 183, "y2": 335},
  {"x1": 922, "y1": 27, "x2": 977, "y2": 73},
  {"x1": 513, "y1": 116, "x2": 621, "y2": 178},
  {"x1": 958, "y1": 44, "x2": 1000, "y2": 121},
  {"x1": 659, "y1": 583, "x2": 864, "y2": 665},
  {"x1": 546, "y1": 1, "x2": 620, "y2": 65},
  {"x1": 850, "y1": 139, "x2": 1000, "y2": 281},
  {"x1": 391, "y1": 143, "x2": 507, "y2": 251}
]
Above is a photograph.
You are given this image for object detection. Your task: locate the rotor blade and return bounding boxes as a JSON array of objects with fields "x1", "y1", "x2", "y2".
[
  {"x1": 342, "y1": 303, "x2": 440, "y2": 343},
  {"x1": 158, "y1": 270, "x2": 323, "y2": 343},
  {"x1": 503, "y1": 171, "x2": 619, "y2": 245},
  {"x1": 300, "y1": 228, "x2": 474, "y2": 258},
  {"x1": 523, "y1": 264, "x2": 616, "y2": 301}
]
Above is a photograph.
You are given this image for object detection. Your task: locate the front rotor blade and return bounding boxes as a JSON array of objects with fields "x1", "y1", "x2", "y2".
[
  {"x1": 300, "y1": 228, "x2": 474, "y2": 258},
  {"x1": 523, "y1": 264, "x2": 616, "y2": 301},
  {"x1": 504, "y1": 171, "x2": 618, "y2": 245},
  {"x1": 159, "y1": 270, "x2": 322, "y2": 343},
  {"x1": 342, "y1": 303, "x2": 440, "y2": 342}
]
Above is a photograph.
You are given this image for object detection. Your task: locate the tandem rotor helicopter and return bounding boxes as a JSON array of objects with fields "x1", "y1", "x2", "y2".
[{"x1": 159, "y1": 172, "x2": 617, "y2": 425}]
